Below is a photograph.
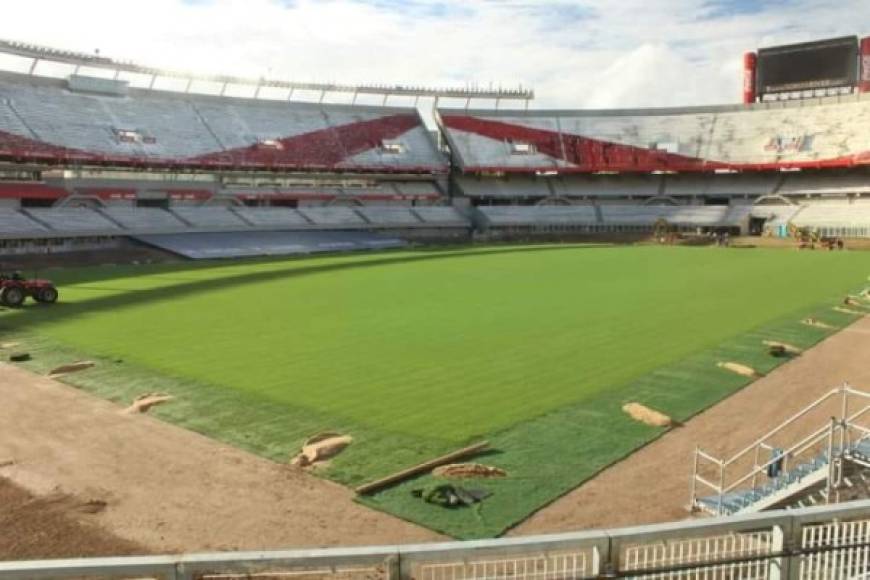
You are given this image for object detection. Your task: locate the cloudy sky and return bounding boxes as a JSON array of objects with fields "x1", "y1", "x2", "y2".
[{"x1": 0, "y1": 0, "x2": 865, "y2": 110}]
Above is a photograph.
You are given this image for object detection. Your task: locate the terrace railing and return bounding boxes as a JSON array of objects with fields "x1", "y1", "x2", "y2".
[{"x1": 5, "y1": 500, "x2": 870, "y2": 579}]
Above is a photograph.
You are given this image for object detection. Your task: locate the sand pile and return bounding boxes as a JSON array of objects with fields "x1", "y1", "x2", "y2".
[
  {"x1": 433, "y1": 463, "x2": 507, "y2": 478},
  {"x1": 802, "y1": 318, "x2": 834, "y2": 329},
  {"x1": 622, "y1": 402, "x2": 674, "y2": 428},
  {"x1": 291, "y1": 433, "x2": 353, "y2": 467},
  {"x1": 717, "y1": 361, "x2": 762, "y2": 379},
  {"x1": 123, "y1": 393, "x2": 173, "y2": 414},
  {"x1": 49, "y1": 361, "x2": 95, "y2": 377}
]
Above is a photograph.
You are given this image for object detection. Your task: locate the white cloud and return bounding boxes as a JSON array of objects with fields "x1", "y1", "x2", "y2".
[{"x1": 0, "y1": 0, "x2": 866, "y2": 111}]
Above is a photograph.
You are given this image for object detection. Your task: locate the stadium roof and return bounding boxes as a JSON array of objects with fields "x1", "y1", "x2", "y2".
[{"x1": 0, "y1": 38, "x2": 534, "y2": 106}]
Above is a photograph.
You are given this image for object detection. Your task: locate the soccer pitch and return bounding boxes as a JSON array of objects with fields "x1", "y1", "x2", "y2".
[{"x1": 3, "y1": 244, "x2": 868, "y2": 537}]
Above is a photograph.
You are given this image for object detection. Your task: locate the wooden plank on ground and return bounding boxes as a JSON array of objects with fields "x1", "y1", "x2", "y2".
[{"x1": 355, "y1": 441, "x2": 490, "y2": 495}]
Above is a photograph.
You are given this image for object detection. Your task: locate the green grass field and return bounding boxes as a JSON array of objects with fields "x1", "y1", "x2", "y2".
[{"x1": 1, "y1": 244, "x2": 868, "y2": 537}]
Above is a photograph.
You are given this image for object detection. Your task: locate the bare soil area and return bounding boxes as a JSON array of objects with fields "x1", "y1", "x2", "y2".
[
  {"x1": 511, "y1": 315, "x2": 870, "y2": 535},
  {"x1": 0, "y1": 478, "x2": 147, "y2": 560},
  {"x1": 0, "y1": 364, "x2": 441, "y2": 558}
]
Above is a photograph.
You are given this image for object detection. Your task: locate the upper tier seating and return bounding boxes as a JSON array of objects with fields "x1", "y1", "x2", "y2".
[
  {"x1": 439, "y1": 96, "x2": 870, "y2": 173},
  {"x1": 0, "y1": 75, "x2": 445, "y2": 172},
  {"x1": 0, "y1": 209, "x2": 47, "y2": 235},
  {"x1": 171, "y1": 207, "x2": 247, "y2": 228},
  {"x1": 26, "y1": 207, "x2": 120, "y2": 231}
]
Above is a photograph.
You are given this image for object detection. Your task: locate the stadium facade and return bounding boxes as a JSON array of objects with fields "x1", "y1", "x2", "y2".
[{"x1": 0, "y1": 36, "x2": 869, "y2": 258}]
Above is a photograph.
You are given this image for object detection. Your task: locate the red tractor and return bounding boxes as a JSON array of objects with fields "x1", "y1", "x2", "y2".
[{"x1": 0, "y1": 272, "x2": 59, "y2": 307}]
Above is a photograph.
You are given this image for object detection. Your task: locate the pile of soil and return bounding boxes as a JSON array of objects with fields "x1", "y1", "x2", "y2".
[
  {"x1": 291, "y1": 433, "x2": 353, "y2": 467},
  {"x1": 803, "y1": 318, "x2": 834, "y2": 329},
  {"x1": 49, "y1": 361, "x2": 95, "y2": 377},
  {"x1": 622, "y1": 403, "x2": 674, "y2": 428},
  {"x1": 0, "y1": 477, "x2": 146, "y2": 560},
  {"x1": 763, "y1": 340, "x2": 802, "y2": 356},
  {"x1": 123, "y1": 393, "x2": 173, "y2": 414},
  {"x1": 717, "y1": 361, "x2": 762, "y2": 378},
  {"x1": 433, "y1": 463, "x2": 507, "y2": 478}
]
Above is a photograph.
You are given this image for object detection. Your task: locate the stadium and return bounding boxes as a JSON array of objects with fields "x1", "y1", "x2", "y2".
[{"x1": 1, "y1": 26, "x2": 870, "y2": 579}]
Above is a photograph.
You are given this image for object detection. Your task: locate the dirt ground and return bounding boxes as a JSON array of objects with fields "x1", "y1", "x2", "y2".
[
  {"x1": 511, "y1": 314, "x2": 870, "y2": 535},
  {"x1": 2, "y1": 315, "x2": 870, "y2": 559},
  {"x1": 0, "y1": 478, "x2": 148, "y2": 560},
  {"x1": 0, "y1": 364, "x2": 442, "y2": 559}
]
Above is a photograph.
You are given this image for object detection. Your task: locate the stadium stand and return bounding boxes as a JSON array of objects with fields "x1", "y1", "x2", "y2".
[
  {"x1": 778, "y1": 172, "x2": 870, "y2": 196},
  {"x1": 171, "y1": 206, "x2": 248, "y2": 229},
  {"x1": 438, "y1": 96, "x2": 870, "y2": 173},
  {"x1": 225, "y1": 186, "x2": 344, "y2": 201},
  {"x1": 357, "y1": 206, "x2": 422, "y2": 226},
  {"x1": 664, "y1": 173, "x2": 780, "y2": 197},
  {"x1": 25, "y1": 207, "x2": 120, "y2": 232},
  {"x1": 298, "y1": 206, "x2": 367, "y2": 226},
  {"x1": 136, "y1": 230, "x2": 406, "y2": 259},
  {"x1": 457, "y1": 177, "x2": 552, "y2": 198},
  {"x1": 0, "y1": 47, "x2": 868, "y2": 249},
  {"x1": 0, "y1": 208, "x2": 47, "y2": 235},
  {"x1": 232, "y1": 207, "x2": 313, "y2": 228},
  {"x1": 0, "y1": 204, "x2": 472, "y2": 240},
  {"x1": 101, "y1": 207, "x2": 188, "y2": 230},
  {"x1": 394, "y1": 181, "x2": 442, "y2": 197},
  {"x1": 551, "y1": 175, "x2": 662, "y2": 198},
  {"x1": 412, "y1": 206, "x2": 469, "y2": 226},
  {"x1": 0, "y1": 73, "x2": 446, "y2": 173},
  {"x1": 473, "y1": 203, "x2": 754, "y2": 232},
  {"x1": 599, "y1": 205, "x2": 746, "y2": 227},
  {"x1": 477, "y1": 205, "x2": 598, "y2": 227},
  {"x1": 796, "y1": 203, "x2": 870, "y2": 226}
]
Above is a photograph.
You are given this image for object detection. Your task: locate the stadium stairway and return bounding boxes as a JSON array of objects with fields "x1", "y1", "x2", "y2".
[
  {"x1": 697, "y1": 439, "x2": 870, "y2": 517},
  {"x1": 693, "y1": 385, "x2": 870, "y2": 517}
]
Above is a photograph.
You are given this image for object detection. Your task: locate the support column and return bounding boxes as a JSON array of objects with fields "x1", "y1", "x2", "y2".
[
  {"x1": 743, "y1": 51, "x2": 757, "y2": 104},
  {"x1": 860, "y1": 37, "x2": 870, "y2": 93}
]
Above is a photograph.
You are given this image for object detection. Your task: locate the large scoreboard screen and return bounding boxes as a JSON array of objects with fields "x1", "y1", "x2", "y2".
[{"x1": 757, "y1": 36, "x2": 858, "y2": 94}]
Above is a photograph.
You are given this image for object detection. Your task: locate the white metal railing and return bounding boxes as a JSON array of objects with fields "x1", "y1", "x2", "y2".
[
  {"x1": 799, "y1": 517, "x2": 870, "y2": 579},
  {"x1": 622, "y1": 530, "x2": 773, "y2": 579},
  {"x1": 691, "y1": 384, "x2": 870, "y2": 516},
  {"x1": 6, "y1": 501, "x2": 870, "y2": 579}
]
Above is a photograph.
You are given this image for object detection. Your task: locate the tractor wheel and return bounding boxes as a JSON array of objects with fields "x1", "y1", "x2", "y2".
[
  {"x1": 37, "y1": 286, "x2": 58, "y2": 304},
  {"x1": 1, "y1": 286, "x2": 25, "y2": 308}
]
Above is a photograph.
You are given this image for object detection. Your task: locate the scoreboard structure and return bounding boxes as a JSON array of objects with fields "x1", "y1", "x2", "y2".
[{"x1": 743, "y1": 35, "x2": 870, "y2": 103}]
